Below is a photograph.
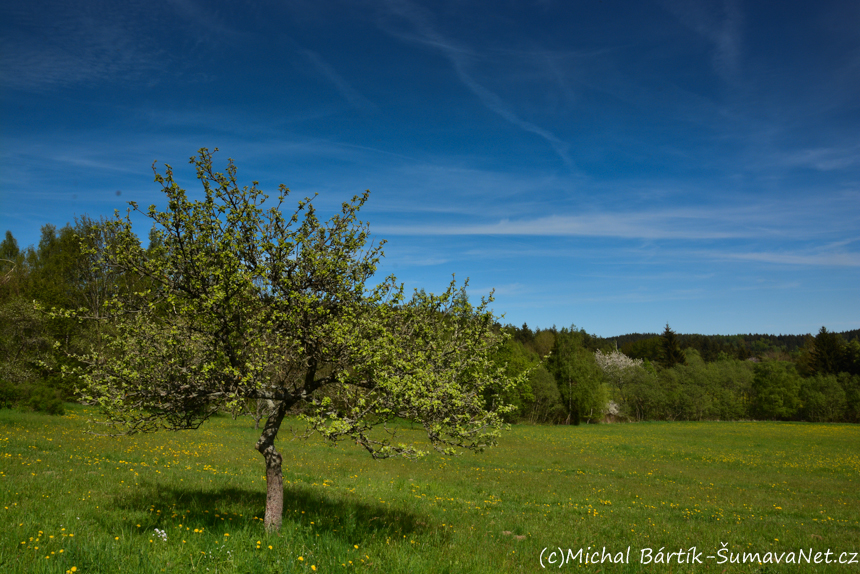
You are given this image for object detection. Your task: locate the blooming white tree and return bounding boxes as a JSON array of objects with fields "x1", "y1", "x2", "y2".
[{"x1": 594, "y1": 349, "x2": 644, "y2": 389}]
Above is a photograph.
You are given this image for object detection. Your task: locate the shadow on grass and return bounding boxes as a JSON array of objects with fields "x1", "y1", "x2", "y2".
[{"x1": 109, "y1": 480, "x2": 434, "y2": 543}]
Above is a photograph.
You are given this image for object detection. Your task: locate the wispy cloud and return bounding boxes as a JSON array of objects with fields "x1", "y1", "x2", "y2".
[
  {"x1": 661, "y1": 0, "x2": 743, "y2": 82},
  {"x1": 301, "y1": 49, "x2": 378, "y2": 113},
  {"x1": 51, "y1": 154, "x2": 145, "y2": 174},
  {"x1": 377, "y1": 0, "x2": 573, "y2": 168},
  {"x1": 376, "y1": 209, "x2": 761, "y2": 240},
  {"x1": 0, "y1": 0, "x2": 244, "y2": 92},
  {"x1": 0, "y1": 4, "x2": 161, "y2": 91},
  {"x1": 163, "y1": 0, "x2": 241, "y2": 40},
  {"x1": 375, "y1": 189, "x2": 860, "y2": 244},
  {"x1": 707, "y1": 250, "x2": 860, "y2": 267},
  {"x1": 776, "y1": 146, "x2": 860, "y2": 171},
  {"x1": 447, "y1": 57, "x2": 573, "y2": 168}
]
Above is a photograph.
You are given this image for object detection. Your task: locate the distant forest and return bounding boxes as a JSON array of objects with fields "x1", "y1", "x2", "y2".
[
  {"x1": 597, "y1": 329, "x2": 860, "y2": 362},
  {"x1": 2, "y1": 220, "x2": 859, "y2": 423}
]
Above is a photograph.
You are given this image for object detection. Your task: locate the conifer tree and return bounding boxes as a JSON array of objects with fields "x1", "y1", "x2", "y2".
[
  {"x1": 810, "y1": 327, "x2": 845, "y2": 375},
  {"x1": 659, "y1": 323, "x2": 685, "y2": 369}
]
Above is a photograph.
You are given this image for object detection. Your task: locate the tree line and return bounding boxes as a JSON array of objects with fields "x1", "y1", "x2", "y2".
[
  {"x1": 1, "y1": 217, "x2": 115, "y2": 414},
  {"x1": 491, "y1": 322, "x2": 860, "y2": 424},
  {"x1": 3, "y1": 220, "x2": 859, "y2": 425}
]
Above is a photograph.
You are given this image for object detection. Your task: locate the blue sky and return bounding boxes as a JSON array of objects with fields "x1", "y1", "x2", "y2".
[{"x1": 1, "y1": 0, "x2": 858, "y2": 337}]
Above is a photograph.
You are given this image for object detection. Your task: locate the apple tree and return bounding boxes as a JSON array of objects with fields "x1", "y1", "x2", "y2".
[{"x1": 66, "y1": 149, "x2": 517, "y2": 531}]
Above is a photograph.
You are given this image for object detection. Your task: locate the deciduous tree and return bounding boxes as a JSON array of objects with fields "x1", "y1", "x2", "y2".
[
  {"x1": 594, "y1": 348, "x2": 644, "y2": 388},
  {"x1": 546, "y1": 327, "x2": 606, "y2": 424},
  {"x1": 64, "y1": 149, "x2": 517, "y2": 531},
  {"x1": 751, "y1": 362, "x2": 801, "y2": 420}
]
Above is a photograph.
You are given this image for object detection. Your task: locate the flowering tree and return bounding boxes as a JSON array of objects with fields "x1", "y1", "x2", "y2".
[
  {"x1": 64, "y1": 148, "x2": 518, "y2": 531},
  {"x1": 594, "y1": 349, "x2": 644, "y2": 388}
]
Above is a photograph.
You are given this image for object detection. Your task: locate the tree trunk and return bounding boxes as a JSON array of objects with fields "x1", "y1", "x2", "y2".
[{"x1": 255, "y1": 400, "x2": 289, "y2": 532}]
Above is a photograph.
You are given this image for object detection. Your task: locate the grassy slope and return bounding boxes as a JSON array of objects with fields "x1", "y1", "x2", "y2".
[{"x1": 1, "y1": 405, "x2": 858, "y2": 573}]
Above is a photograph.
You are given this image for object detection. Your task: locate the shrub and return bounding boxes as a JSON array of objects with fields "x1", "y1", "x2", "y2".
[{"x1": 27, "y1": 385, "x2": 65, "y2": 415}]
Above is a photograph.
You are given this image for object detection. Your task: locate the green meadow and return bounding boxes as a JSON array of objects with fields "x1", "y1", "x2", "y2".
[{"x1": 2, "y1": 406, "x2": 858, "y2": 573}]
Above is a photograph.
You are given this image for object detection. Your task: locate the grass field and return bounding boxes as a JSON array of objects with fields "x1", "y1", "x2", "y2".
[{"x1": 1, "y1": 405, "x2": 858, "y2": 573}]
